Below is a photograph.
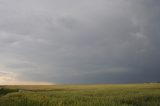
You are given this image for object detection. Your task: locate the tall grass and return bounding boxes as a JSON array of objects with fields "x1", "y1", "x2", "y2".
[
  {"x1": 0, "y1": 83, "x2": 160, "y2": 106},
  {"x1": 0, "y1": 88, "x2": 18, "y2": 96}
]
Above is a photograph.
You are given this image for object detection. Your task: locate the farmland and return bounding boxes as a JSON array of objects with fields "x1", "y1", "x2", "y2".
[{"x1": 0, "y1": 83, "x2": 160, "y2": 106}]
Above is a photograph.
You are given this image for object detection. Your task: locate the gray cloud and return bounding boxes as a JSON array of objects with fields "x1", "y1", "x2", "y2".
[{"x1": 0, "y1": 0, "x2": 160, "y2": 84}]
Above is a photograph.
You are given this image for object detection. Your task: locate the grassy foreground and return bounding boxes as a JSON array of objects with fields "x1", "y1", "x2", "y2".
[{"x1": 0, "y1": 83, "x2": 160, "y2": 106}]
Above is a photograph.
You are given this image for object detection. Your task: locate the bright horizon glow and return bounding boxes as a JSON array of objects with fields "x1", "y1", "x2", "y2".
[{"x1": 0, "y1": 71, "x2": 53, "y2": 85}]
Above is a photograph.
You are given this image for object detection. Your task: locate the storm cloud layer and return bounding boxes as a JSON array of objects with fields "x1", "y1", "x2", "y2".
[{"x1": 0, "y1": 0, "x2": 160, "y2": 84}]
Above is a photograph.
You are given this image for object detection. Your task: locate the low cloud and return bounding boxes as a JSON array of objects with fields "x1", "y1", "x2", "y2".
[{"x1": 0, "y1": 0, "x2": 160, "y2": 84}]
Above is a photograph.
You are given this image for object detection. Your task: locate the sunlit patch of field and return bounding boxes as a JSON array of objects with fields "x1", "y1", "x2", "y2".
[{"x1": 0, "y1": 83, "x2": 160, "y2": 106}]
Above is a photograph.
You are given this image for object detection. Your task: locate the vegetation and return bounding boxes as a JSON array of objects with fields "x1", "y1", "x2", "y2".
[
  {"x1": 0, "y1": 88, "x2": 18, "y2": 96},
  {"x1": 0, "y1": 83, "x2": 160, "y2": 106}
]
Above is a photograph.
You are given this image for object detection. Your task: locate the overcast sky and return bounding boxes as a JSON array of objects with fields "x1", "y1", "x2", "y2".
[{"x1": 0, "y1": 0, "x2": 160, "y2": 84}]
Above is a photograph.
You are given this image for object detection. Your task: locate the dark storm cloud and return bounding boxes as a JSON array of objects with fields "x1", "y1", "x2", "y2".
[{"x1": 0, "y1": 0, "x2": 160, "y2": 84}]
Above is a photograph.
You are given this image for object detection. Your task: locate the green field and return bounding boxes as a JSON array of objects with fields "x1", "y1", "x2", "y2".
[{"x1": 0, "y1": 83, "x2": 160, "y2": 106}]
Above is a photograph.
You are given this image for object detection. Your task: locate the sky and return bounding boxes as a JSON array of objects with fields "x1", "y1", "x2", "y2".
[{"x1": 0, "y1": 0, "x2": 160, "y2": 84}]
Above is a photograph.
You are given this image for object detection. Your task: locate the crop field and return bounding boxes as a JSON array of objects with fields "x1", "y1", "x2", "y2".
[{"x1": 0, "y1": 83, "x2": 160, "y2": 106}]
